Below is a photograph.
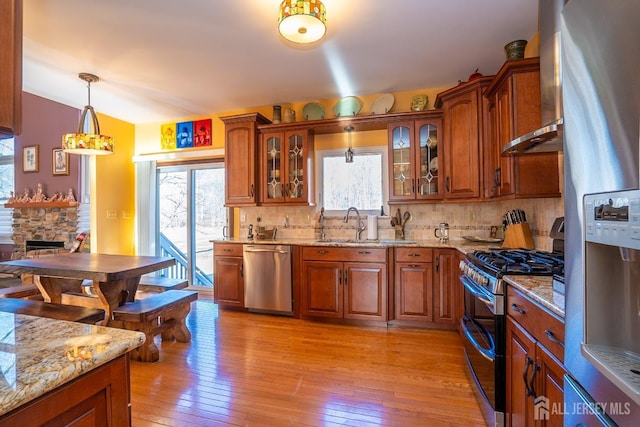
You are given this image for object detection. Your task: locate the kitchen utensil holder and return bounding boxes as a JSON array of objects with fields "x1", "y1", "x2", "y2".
[{"x1": 502, "y1": 223, "x2": 534, "y2": 249}]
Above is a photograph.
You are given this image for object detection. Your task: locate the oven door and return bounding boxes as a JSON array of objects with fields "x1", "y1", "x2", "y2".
[{"x1": 460, "y1": 274, "x2": 505, "y2": 426}]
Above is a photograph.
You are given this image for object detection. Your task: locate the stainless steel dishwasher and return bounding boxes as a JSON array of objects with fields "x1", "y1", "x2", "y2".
[{"x1": 242, "y1": 244, "x2": 292, "y2": 315}]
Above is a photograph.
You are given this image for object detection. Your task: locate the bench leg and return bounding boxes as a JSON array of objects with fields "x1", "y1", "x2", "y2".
[
  {"x1": 124, "y1": 320, "x2": 160, "y2": 363},
  {"x1": 160, "y1": 303, "x2": 192, "y2": 343}
]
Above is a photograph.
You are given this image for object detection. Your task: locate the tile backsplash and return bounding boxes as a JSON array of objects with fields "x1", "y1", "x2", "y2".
[{"x1": 239, "y1": 197, "x2": 564, "y2": 252}]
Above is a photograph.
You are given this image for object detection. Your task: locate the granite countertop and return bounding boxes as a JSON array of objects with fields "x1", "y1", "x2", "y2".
[
  {"x1": 503, "y1": 275, "x2": 565, "y2": 319},
  {"x1": 0, "y1": 313, "x2": 145, "y2": 416},
  {"x1": 210, "y1": 237, "x2": 498, "y2": 253}
]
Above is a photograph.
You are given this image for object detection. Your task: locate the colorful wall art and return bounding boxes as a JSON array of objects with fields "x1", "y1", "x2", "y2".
[{"x1": 161, "y1": 118, "x2": 212, "y2": 150}]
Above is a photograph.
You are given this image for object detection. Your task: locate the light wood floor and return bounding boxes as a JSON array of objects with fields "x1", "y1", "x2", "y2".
[{"x1": 129, "y1": 296, "x2": 487, "y2": 427}]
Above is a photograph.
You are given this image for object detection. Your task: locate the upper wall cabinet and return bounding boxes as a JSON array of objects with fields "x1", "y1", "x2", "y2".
[
  {"x1": 483, "y1": 58, "x2": 560, "y2": 199},
  {"x1": 0, "y1": 0, "x2": 22, "y2": 137},
  {"x1": 220, "y1": 113, "x2": 271, "y2": 207},
  {"x1": 435, "y1": 77, "x2": 493, "y2": 200},
  {"x1": 259, "y1": 129, "x2": 315, "y2": 206},
  {"x1": 388, "y1": 114, "x2": 443, "y2": 203}
]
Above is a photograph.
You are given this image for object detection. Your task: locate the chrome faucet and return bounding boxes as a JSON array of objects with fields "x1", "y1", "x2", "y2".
[{"x1": 344, "y1": 207, "x2": 366, "y2": 240}]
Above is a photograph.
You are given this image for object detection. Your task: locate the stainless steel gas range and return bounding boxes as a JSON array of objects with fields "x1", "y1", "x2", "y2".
[{"x1": 459, "y1": 249, "x2": 564, "y2": 427}]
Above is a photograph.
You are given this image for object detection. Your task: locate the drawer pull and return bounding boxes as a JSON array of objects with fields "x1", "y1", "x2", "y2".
[
  {"x1": 408, "y1": 253, "x2": 421, "y2": 257},
  {"x1": 545, "y1": 330, "x2": 564, "y2": 347},
  {"x1": 316, "y1": 250, "x2": 328, "y2": 254},
  {"x1": 358, "y1": 251, "x2": 371, "y2": 255},
  {"x1": 511, "y1": 303, "x2": 526, "y2": 315},
  {"x1": 408, "y1": 264, "x2": 421, "y2": 268},
  {"x1": 223, "y1": 248, "x2": 232, "y2": 252}
]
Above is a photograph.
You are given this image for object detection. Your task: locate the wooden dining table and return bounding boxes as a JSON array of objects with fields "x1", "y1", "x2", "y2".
[{"x1": 0, "y1": 253, "x2": 175, "y2": 325}]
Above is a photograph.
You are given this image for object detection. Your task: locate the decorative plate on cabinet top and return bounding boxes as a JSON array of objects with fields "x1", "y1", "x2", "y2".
[
  {"x1": 302, "y1": 102, "x2": 326, "y2": 120},
  {"x1": 410, "y1": 94, "x2": 428, "y2": 111},
  {"x1": 333, "y1": 96, "x2": 362, "y2": 117},
  {"x1": 370, "y1": 93, "x2": 395, "y2": 114}
]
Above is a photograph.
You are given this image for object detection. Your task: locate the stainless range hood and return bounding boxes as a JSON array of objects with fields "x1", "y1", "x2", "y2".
[{"x1": 503, "y1": 0, "x2": 566, "y2": 155}]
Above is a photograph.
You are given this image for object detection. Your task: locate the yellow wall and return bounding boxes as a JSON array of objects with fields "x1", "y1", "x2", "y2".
[{"x1": 92, "y1": 113, "x2": 136, "y2": 255}]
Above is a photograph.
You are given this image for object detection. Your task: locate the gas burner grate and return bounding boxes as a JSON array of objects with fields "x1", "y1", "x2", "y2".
[{"x1": 470, "y1": 249, "x2": 564, "y2": 278}]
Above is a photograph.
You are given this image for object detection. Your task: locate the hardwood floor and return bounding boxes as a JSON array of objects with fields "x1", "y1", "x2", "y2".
[{"x1": 129, "y1": 296, "x2": 486, "y2": 426}]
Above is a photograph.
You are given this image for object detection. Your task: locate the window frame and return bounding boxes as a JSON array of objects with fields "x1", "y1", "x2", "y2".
[{"x1": 314, "y1": 145, "x2": 389, "y2": 216}]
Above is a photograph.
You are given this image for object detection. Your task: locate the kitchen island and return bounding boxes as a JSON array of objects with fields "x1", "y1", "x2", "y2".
[{"x1": 0, "y1": 312, "x2": 144, "y2": 425}]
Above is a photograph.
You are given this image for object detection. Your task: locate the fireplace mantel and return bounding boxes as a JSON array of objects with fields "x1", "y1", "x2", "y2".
[{"x1": 4, "y1": 202, "x2": 79, "y2": 208}]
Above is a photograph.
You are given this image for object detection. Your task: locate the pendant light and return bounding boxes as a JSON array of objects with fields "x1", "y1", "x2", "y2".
[
  {"x1": 278, "y1": 0, "x2": 327, "y2": 44},
  {"x1": 62, "y1": 73, "x2": 114, "y2": 155},
  {"x1": 344, "y1": 126, "x2": 354, "y2": 163}
]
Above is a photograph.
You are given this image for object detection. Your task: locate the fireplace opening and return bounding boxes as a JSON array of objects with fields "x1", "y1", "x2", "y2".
[{"x1": 25, "y1": 240, "x2": 66, "y2": 253}]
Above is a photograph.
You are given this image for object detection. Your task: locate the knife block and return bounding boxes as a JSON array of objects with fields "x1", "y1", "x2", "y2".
[{"x1": 502, "y1": 223, "x2": 535, "y2": 249}]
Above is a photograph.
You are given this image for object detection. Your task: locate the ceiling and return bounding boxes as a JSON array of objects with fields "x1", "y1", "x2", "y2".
[{"x1": 22, "y1": 0, "x2": 538, "y2": 125}]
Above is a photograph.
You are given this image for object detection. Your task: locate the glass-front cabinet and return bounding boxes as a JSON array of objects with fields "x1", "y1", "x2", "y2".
[
  {"x1": 388, "y1": 117, "x2": 442, "y2": 202},
  {"x1": 259, "y1": 129, "x2": 314, "y2": 205}
]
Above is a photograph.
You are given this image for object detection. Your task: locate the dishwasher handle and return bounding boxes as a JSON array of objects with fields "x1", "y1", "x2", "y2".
[{"x1": 244, "y1": 248, "x2": 289, "y2": 255}]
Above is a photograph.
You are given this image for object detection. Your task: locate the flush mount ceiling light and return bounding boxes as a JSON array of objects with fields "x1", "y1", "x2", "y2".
[
  {"x1": 278, "y1": 0, "x2": 327, "y2": 44},
  {"x1": 62, "y1": 73, "x2": 114, "y2": 155}
]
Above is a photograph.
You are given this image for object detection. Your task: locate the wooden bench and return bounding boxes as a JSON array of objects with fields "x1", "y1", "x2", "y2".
[
  {"x1": 0, "y1": 284, "x2": 43, "y2": 300},
  {"x1": 137, "y1": 276, "x2": 188, "y2": 293},
  {"x1": 111, "y1": 290, "x2": 198, "y2": 362},
  {"x1": 0, "y1": 298, "x2": 106, "y2": 324}
]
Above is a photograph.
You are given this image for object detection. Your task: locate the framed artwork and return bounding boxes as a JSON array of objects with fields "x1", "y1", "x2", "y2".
[
  {"x1": 161, "y1": 123, "x2": 177, "y2": 150},
  {"x1": 52, "y1": 148, "x2": 69, "y2": 175},
  {"x1": 193, "y1": 119, "x2": 212, "y2": 147},
  {"x1": 23, "y1": 145, "x2": 39, "y2": 173},
  {"x1": 176, "y1": 121, "x2": 194, "y2": 149}
]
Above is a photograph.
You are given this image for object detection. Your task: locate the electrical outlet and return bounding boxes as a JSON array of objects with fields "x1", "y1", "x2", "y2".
[
  {"x1": 241, "y1": 213, "x2": 246, "y2": 222},
  {"x1": 106, "y1": 210, "x2": 117, "y2": 219}
]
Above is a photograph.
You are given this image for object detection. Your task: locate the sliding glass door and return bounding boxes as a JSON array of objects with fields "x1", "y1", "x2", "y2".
[{"x1": 157, "y1": 163, "x2": 226, "y2": 287}]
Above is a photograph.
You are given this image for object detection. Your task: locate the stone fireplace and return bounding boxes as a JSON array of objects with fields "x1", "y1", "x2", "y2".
[{"x1": 9, "y1": 205, "x2": 80, "y2": 259}]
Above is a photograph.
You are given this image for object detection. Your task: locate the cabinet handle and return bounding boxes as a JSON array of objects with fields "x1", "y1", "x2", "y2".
[
  {"x1": 408, "y1": 253, "x2": 421, "y2": 257},
  {"x1": 445, "y1": 177, "x2": 450, "y2": 192},
  {"x1": 408, "y1": 264, "x2": 421, "y2": 268},
  {"x1": 528, "y1": 362, "x2": 540, "y2": 398},
  {"x1": 495, "y1": 168, "x2": 502, "y2": 187},
  {"x1": 412, "y1": 178, "x2": 416, "y2": 194},
  {"x1": 240, "y1": 263, "x2": 243, "y2": 277},
  {"x1": 545, "y1": 330, "x2": 565, "y2": 347},
  {"x1": 316, "y1": 250, "x2": 328, "y2": 254},
  {"x1": 223, "y1": 248, "x2": 232, "y2": 252},
  {"x1": 522, "y1": 356, "x2": 534, "y2": 396},
  {"x1": 435, "y1": 257, "x2": 439, "y2": 272},
  {"x1": 250, "y1": 184, "x2": 255, "y2": 198},
  {"x1": 358, "y1": 251, "x2": 371, "y2": 255},
  {"x1": 511, "y1": 303, "x2": 526, "y2": 315},
  {"x1": 344, "y1": 270, "x2": 348, "y2": 285}
]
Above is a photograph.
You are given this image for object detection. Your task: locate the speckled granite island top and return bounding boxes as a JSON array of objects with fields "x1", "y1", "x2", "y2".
[
  {"x1": 0, "y1": 312, "x2": 145, "y2": 416},
  {"x1": 503, "y1": 275, "x2": 565, "y2": 319}
]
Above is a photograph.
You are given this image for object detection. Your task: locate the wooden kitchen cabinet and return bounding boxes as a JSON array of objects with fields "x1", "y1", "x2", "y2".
[
  {"x1": 506, "y1": 286, "x2": 565, "y2": 426},
  {"x1": 388, "y1": 114, "x2": 443, "y2": 202},
  {"x1": 220, "y1": 113, "x2": 271, "y2": 206},
  {"x1": 301, "y1": 246, "x2": 387, "y2": 321},
  {"x1": 394, "y1": 247, "x2": 433, "y2": 321},
  {"x1": 484, "y1": 58, "x2": 560, "y2": 199},
  {"x1": 213, "y1": 243, "x2": 244, "y2": 308},
  {"x1": 435, "y1": 77, "x2": 492, "y2": 200},
  {"x1": 0, "y1": 0, "x2": 22, "y2": 137},
  {"x1": 434, "y1": 249, "x2": 456, "y2": 324},
  {"x1": 259, "y1": 128, "x2": 314, "y2": 205}
]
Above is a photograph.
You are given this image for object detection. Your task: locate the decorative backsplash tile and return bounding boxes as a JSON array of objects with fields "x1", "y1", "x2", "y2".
[{"x1": 239, "y1": 197, "x2": 564, "y2": 251}]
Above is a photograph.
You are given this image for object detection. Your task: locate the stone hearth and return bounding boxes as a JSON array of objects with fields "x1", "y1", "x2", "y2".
[{"x1": 9, "y1": 205, "x2": 79, "y2": 259}]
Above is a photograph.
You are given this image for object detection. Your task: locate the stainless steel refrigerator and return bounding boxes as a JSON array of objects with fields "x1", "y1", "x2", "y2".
[{"x1": 563, "y1": 0, "x2": 640, "y2": 425}]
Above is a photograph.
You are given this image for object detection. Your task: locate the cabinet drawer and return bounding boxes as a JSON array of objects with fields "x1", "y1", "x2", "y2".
[
  {"x1": 302, "y1": 246, "x2": 386, "y2": 263},
  {"x1": 507, "y1": 286, "x2": 565, "y2": 363},
  {"x1": 395, "y1": 247, "x2": 433, "y2": 263},
  {"x1": 214, "y1": 243, "x2": 243, "y2": 257}
]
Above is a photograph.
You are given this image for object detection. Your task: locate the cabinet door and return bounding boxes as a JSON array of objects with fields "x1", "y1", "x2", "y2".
[
  {"x1": 284, "y1": 131, "x2": 309, "y2": 203},
  {"x1": 496, "y1": 82, "x2": 515, "y2": 196},
  {"x1": 506, "y1": 316, "x2": 537, "y2": 427},
  {"x1": 536, "y1": 344, "x2": 565, "y2": 427},
  {"x1": 442, "y1": 90, "x2": 481, "y2": 199},
  {"x1": 394, "y1": 262, "x2": 433, "y2": 321},
  {"x1": 434, "y1": 249, "x2": 456, "y2": 324},
  {"x1": 0, "y1": 0, "x2": 22, "y2": 137},
  {"x1": 261, "y1": 131, "x2": 285, "y2": 203},
  {"x1": 388, "y1": 122, "x2": 416, "y2": 201},
  {"x1": 213, "y1": 256, "x2": 244, "y2": 307},
  {"x1": 344, "y1": 262, "x2": 387, "y2": 321},
  {"x1": 415, "y1": 118, "x2": 443, "y2": 200},
  {"x1": 301, "y1": 260, "x2": 342, "y2": 318},
  {"x1": 225, "y1": 123, "x2": 258, "y2": 206}
]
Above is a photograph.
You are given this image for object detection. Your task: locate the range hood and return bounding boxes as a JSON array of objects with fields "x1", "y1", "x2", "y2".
[{"x1": 503, "y1": 0, "x2": 566, "y2": 155}]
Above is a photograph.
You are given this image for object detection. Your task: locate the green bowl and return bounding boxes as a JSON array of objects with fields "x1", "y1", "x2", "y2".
[{"x1": 504, "y1": 39, "x2": 528, "y2": 60}]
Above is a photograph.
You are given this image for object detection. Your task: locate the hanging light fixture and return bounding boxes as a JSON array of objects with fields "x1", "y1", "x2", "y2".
[
  {"x1": 62, "y1": 73, "x2": 114, "y2": 155},
  {"x1": 278, "y1": 0, "x2": 327, "y2": 44},
  {"x1": 344, "y1": 126, "x2": 354, "y2": 163}
]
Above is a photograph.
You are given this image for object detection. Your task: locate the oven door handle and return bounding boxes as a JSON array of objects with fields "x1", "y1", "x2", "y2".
[
  {"x1": 460, "y1": 316, "x2": 496, "y2": 362},
  {"x1": 459, "y1": 274, "x2": 496, "y2": 313}
]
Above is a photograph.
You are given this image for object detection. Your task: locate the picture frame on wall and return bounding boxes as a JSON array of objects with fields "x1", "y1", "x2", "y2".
[
  {"x1": 52, "y1": 148, "x2": 69, "y2": 175},
  {"x1": 23, "y1": 145, "x2": 39, "y2": 173}
]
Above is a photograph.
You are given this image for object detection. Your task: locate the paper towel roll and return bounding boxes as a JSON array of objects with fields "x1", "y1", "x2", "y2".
[{"x1": 367, "y1": 215, "x2": 378, "y2": 240}]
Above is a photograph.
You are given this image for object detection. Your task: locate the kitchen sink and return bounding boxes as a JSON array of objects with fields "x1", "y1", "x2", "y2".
[{"x1": 314, "y1": 239, "x2": 417, "y2": 245}]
